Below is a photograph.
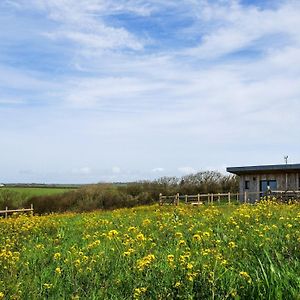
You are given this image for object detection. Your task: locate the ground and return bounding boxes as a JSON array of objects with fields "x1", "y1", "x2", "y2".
[{"x1": 0, "y1": 201, "x2": 300, "y2": 299}]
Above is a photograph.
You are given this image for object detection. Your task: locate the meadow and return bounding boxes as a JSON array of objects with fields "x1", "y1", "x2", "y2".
[
  {"x1": 1, "y1": 201, "x2": 300, "y2": 299},
  {"x1": 1, "y1": 187, "x2": 73, "y2": 197},
  {"x1": 0, "y1": 187, "x2": 75, "y2": 211}
]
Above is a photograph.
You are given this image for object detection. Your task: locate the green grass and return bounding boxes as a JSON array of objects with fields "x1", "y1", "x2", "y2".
[
  {"x1": 1, "y1": 187, "x2": 73, "y2": 197},
  {"x1": 0, "y1": 187, "x2": 75, "y2": 210},
  {"x1": 1, "y1": 201, "x2": 300, "y2": 299}
]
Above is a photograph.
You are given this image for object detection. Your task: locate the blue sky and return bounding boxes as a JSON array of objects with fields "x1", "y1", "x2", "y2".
[{"x1": 1, "y1": 0, "x2": 300, "y2": 183}]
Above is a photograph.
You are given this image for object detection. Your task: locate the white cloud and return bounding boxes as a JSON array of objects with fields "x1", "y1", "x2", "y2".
[
  {"x1": 151, "y1": 167, "x2": 164, "y2": 172},
  {"x1": 13, "y1": 0, "x2": 146, "y2": 52},
  {"x1": 2, "y1": 0, "x2": 300, "y2": 183},
  {"x1": 72, "y1": 167, "x2": 92, "y2": 175},
  {"x1": 185, "y1": 1, "x2": 300, "y2": 59},
  {"x1": 112, "y1": 166, "x2": 121, "y2": 174},
  {"x1": 178, "y1": 167, "x2": 196, "y2": 175}
]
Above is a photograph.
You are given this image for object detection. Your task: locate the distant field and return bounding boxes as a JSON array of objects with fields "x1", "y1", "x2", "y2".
[
  {"x1": 0, "y1": 187, "x2": 75, "y2": 210},
  {"x1": 0, "y1": 187, "x2": 74, "y2": 197}
]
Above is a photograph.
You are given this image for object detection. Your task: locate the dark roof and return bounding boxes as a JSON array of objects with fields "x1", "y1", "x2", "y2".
[{"x1": 227, "y1": 164, "x2": 300, "y2": 175}]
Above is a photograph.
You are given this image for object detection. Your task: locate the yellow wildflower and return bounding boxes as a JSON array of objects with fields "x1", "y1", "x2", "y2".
[
  {"x1": 193, "y1": 234, "x2": 201, "y2": 241},
  {"x1": 136, "y1": 233, "x2": 146, "y2": 242},
  {"x1": 228, "y1": 241, "x2": 237, "y2": 248},
  {"x1": 108, "y1": 230, "x2": 119, "y2": 238},
  {"x1": 53, "y1": 253, "x2": 61, "y2": 260},
  {"x1": 240, "y1": 271, "x2": 252, "y2": 283}
]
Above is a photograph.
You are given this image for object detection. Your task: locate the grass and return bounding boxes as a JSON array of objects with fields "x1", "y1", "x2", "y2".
[
  {"x1": 0, "y1": 187, "x2": 74, "y2": 197},
  {"x1": 0, "y1": 201, "x2": 300, "y2": 299},
  {"x1": 0, "y1": 187, "x2": 75, "y2": 210}
]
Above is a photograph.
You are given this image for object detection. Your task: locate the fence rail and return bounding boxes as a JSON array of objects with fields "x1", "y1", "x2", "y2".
[
  {"x1": 159, "y1": 192, "x2": 239, "y2": 205},
  {"x1": 159, "y1": 190, "x2": 300, "y2": 205},
  {"x1": 0, "y1": 204, "x2": 34, "y2": 218}
]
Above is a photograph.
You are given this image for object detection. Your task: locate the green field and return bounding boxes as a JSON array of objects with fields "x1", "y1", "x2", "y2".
[
  {"x1": 1, "y1": 201, "x2": 300, "y2": 299},
  {"x1": 0, "y1": 187, "x2": 75, "y2": 210},
  {"x1": 0, "y1": 187, "x2": 73, "y2": 197}
]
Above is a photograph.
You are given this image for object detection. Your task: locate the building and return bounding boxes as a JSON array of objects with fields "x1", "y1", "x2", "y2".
[{"x1": 227, "y1": 164, "x2": 300, "y2": 202}]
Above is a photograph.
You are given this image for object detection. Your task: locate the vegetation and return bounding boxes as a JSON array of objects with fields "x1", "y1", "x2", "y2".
[
  {"x1": 1, "y1": 201, "x2": 300, "y2": 299},
  {"x1": 0, "y1": 187, "x2": 73, "y2": 211},
  {"x1": 0, "y1": 171, "x2": 238, "y2": 213}
]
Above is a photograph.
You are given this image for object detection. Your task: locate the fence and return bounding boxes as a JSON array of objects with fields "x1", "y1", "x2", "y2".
[
  {"x1": 159, "y1": 192, "x2": 240, "y2": 205},
  {"x1": 159, "y1": 190, "x2": 300, "y2": 205},
  {"x1": 0, "y1": 204, "x2": 34, "y2": 218}
]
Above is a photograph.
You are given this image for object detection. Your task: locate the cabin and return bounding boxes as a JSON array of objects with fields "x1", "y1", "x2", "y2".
[{"x1": 227, "y1": 164, "x2": 300, "y2": 203}]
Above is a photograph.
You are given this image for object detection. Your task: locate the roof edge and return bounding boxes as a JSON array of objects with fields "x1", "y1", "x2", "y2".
[{"x1": 227, "y1": 163, "x2": 300, "y2": 175}]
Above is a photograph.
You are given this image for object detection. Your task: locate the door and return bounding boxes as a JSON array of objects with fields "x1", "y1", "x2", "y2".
[{"x1": 260, "y1": 180, "x2": 277, "y2": 196}]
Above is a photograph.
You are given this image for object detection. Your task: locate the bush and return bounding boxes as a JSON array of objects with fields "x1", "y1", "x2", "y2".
[{"x1": 21, "y1": 171, "x2": 238, "y2": 214}]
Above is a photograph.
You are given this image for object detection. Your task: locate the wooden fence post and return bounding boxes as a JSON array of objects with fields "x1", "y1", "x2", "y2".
[
  {"x1": 236, "y1": 193, "x2": 239, "y2": 202},
  {"x1": 228, "y1": 192, "x2": 231, "y2": 204},
  {"x1": 211, "y1": 193, "x2": 214, "y2": 204},
  {"x1": 208, "y1": 194, "x2": 210, "y2": 204},
  {"x1": 218, "y1": 193, "x2": 221, "y2": 203},
  {"x1": 185, "y1": 195, "x2": 188, "y2": 204},
  {"x1": 197, "y1": 194, "x2": 200, "y2": 204},
  {"x1": 5, "y1": 206, "x2": 8, "y2": 219},
  {"x1": 244, "y1": 191, "x2": 247, "y2": 203},
  {"x1": 159, "y1": 193, "x2": 162, "y2": 205},
  {"x1": 30, "y1": 204, "x2": 34, "y2": 216},
  {"x1": 176, "y1": 193, "x2": 180, "y2": 205}
]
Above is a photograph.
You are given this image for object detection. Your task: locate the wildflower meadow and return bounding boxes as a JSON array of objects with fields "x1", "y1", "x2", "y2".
[{"x1": 1, "y1": 201, "x2": 300, "y2": 299}]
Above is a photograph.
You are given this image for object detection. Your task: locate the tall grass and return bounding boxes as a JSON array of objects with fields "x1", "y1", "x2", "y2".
[{"x1": 0, "y1": 201, "x2": 299, "y2": 299}]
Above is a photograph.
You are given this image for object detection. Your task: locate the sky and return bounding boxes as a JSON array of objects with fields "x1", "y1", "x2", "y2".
[{"x1": 1, "y1": 0, "x2": 300, "y2": 183}]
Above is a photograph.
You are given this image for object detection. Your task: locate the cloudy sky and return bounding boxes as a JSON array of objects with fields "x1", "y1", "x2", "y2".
[{"x1": 1, "y1": 0, "x2": 300, "y2": 183}]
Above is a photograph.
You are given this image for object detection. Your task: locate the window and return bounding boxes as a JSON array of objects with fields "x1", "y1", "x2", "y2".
[
  {"x1": 245, "y1": 180, "x2": 250, "y2": 189},
  {"x1": 260, "y1": 180, "x2": 277, "y2": 192}
]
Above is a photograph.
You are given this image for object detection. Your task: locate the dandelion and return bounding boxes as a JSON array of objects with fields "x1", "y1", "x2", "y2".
[
  {"x1": 186, "y1": 262, "x2": 193, "y2": 270},
  {"x1": 136, "y1": 233, "x2": 146, "y2": 242},
  {"x1": 178, "y1": 240, "x2": 186, "y2": 247},
  {"x1": 193, "y1": 234, "x2": 201, "y2": 241},
  {"x1": 133, "y1": 287, "x2": 147, "y2": 299},
  {"x1": 228, "y1": 241, "x2": 237, "y2": 248},
  {"x1": 53, "y1": 252, "x2": 61, "y2": 260},
  {"x1": 55, "y1": 267, "x2": 61, "y2": 275},
  {"x1": 108, "y1": 230, "x2": 119, "y2": 238},
  {"x1": 142, "y1": 219, "x2": 151, "y2": 226},
  {"x1": 136, "y1": 254, "x2": 155, "y2": 271},
  {"x1": 240, "y1": 271, "x2": 252, "y2": 283},
  {"x1": 43, "y1": 283, "x2": 53, "y2": 289},
  {"x1": 203, "y1": 232, "x2": 210, "y2": 238},
  {"x1": 221, "y1": 259, "x2": 227, "y2": 266},
  {"x1": 123, "y1": 248, "x2": 134, "y2": 257},
  {"x1": 167, "y1": 254, "x2": 174, "y2": 262},
  {"x1": 175, "y1": 232, "x2": 183, "y2": 238},
  {"x1": 187, "y1": 272, "x2": 198, "y2": 282}
]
